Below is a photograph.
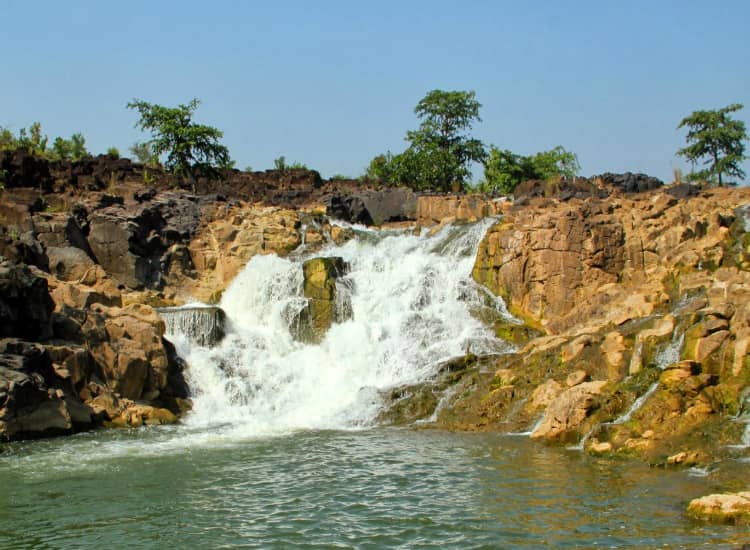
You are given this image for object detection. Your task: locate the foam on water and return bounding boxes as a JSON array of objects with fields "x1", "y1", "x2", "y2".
[{"x1": 172, "y1": 218, "x2": 508, "y2": 437}]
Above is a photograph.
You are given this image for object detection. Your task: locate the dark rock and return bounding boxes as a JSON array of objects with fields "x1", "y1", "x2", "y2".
[
  {"x1": 513, "y1": 178, "x2": 609, "y2": 201},
  {"x1": 595, "y1": 172, "x2": 663, "y2": 193},
  {"x1": 0, "y1": 231, "x2": 49, "y2": 270},
  {"x1": 31, "y1": 211, "x2": 94, "y2": 259},
  {"x1": 96, "y1": 194, "x2": 124, "y2": 208},
  {"x1": 0, "y1": 259, "x2": 54, "y2": 340},
  {"x1": 666, "y1": 183, "x2": 701, "y2": 199},
  {"x1": 134, "y1": 188, "x2": 157, "y2": 202},
  {"x1": 326, "y1": 187, "x2": 417, "y2": 226},
  {"x1": 0, "y1": 339, "x2": 80, "y2": 440},
  {"x1": 0, "y1": 148, "x2": 54, "y2": 191},
  {"x1": 87, "y1": 192, "x2": 204, "y2": 289},
  {"x1": 328, "y1": 195, "x2": 373, "y2": 225}
]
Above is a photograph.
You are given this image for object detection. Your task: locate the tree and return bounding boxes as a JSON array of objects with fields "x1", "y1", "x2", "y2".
[
  {"x1": 405, "y1": 90, "x2": 486, "y2": 191},
  {"x1": 127, "y1": 98, "x2": 231, "y2": 182},
  {"x1": 677, "y1": 103, "x2": 747, "y2": 187},
  {"x1": 70, "y1": 133, "x2": 88, "y2": 161},
  {"x1": 480, "y1": 145, "x2": 580, "y2": 194},
  {"x1": 51, "y1": 137, "x2": 72, "y2": 160},
  {"x1": 365, "y1": 90, "x2": 486, "y2": 191}
]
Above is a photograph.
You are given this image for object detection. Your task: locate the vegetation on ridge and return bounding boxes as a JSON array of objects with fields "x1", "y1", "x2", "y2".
[
  {"x1": 677, "y1": 103, "x2": 747, "y2": 187},
  {"x1": 127, "y1": 98, "x2": 233, "y2": 184}
]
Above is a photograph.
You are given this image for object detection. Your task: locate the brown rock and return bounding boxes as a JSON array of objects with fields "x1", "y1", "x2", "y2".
[
  {"x1": 687, "y1": 492, "x2": 750, "y2": 524},
  {"x1": 565, "y1": 370, "x2": 589, "y2": 387},
  {"x1": 531, "y1": 380, "x2": 608, "y2": 439},
  {"x1": 528, "y1": 379, "x2": 564, "y2": 410}
]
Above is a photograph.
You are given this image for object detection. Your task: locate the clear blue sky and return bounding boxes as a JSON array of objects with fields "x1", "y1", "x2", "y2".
[{"x1": 3, "y1": 0, "x2": 749, "y2": 183}]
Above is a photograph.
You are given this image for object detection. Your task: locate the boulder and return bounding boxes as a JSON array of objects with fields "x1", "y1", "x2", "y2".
[
  {"x1": 327, "y1": 188, "x2": 417, "y2": 226},
  {"x1": 81, "y1": 304, "x2": 171, "y2": 400},
  {"x1": 687, "y1": 492, "x2": 750, "y2": 524},
  {"x1": 0, "y1": 339, "x2": 81, "y2": 440},
  {"x1": 46, "y1": 246, "x2": 96, "y2": 281},
  {"x1": 87, "y1": 192, "x2": 204, "y2": 289},
  {"x1": 294, "y1": 257, "x2": 351, "y2": 343},
  {"x1": 0, "y1": 259, "x2": 54, "y2": 340},
  {"x1": 0, "y1": 148, "x2": 53, "y2": 191},
  {"x1": 531, "y1": 380, "x2": 608, "y2": 440},
  {"x1": 594, "y1": 172, "x2": 663, "y2": 194}
]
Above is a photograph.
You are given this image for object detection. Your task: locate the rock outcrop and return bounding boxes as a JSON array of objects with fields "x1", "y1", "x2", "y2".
[
  {"x1": 687, "y1": 492, "x2": 750, "y2": 524},
  {"x1": 431, "y1": 186, "x2": 750, "y2": 471},
  {"x1": 294, "y1": 257, "x2": 351, "y2": 343}
]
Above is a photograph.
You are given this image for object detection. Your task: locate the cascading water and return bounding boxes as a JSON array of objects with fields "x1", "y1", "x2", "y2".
[
  {"x1": 167, "y1": 218, "x2": 511, "y2": 437},
  {"x1": 158, "y1": 305, "x2": 226, "y2": 347}
]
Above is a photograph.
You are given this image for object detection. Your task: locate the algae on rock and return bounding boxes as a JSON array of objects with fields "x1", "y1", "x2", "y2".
[{"x1": 293, "y1": 256, "x2": 352, "y2": 344}]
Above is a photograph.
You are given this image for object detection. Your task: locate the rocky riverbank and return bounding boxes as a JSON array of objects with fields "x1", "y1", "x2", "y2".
[{"x1": 1, "y1": 153, "x2": 749, "y2": 521}]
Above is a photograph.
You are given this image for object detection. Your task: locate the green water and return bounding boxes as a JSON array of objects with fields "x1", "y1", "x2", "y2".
[{"x1": 0, "y1": 427, "x2": 747, "y2": 549}]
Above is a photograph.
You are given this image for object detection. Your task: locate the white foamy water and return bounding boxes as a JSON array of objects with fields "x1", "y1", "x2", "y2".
[{"x1": 169, "y1": 219, "x2": 509, "y2": 437}]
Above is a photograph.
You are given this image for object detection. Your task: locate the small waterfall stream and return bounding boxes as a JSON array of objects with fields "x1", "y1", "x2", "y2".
[{"x1": 165, "y1": 218, "x2": 510, "y2": 436}]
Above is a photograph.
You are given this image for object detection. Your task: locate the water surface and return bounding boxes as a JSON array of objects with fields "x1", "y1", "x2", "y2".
[{"x1": 1, "y1": 427, "x2": 746, "y2": 549}]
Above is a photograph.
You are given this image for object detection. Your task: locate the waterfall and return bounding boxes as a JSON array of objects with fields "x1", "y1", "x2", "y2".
[
  {"x1": 158, "y1": 305, "x2": 226, "y2": 347},
  {"x1": 654, "y1": 331, "x2": 684, "y2": 369},
  {"x1": 610, "y1": 383, "x2": 660, "y2": 425},
  {"x1": 172, "y1": 218, "x2": 507, "y2": 436}
]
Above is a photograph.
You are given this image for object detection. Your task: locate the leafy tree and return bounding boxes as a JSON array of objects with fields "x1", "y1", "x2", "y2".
[
  {"x1": 405, "y1": 90, "x2": 486, "y2": 191},
  {"x1": 480, "y1": 145, "x2": 580, "y2": 194},
  {"x1": 127, "y1": 98, "x2": 231, "y2": 181},
  {"x1": 106, "y1": 147, "x2": 120, "y2": 159},
  {"x1": 70, "y1": 133, "x2": 88, "y2": 161},
  {"x1": 0, "y1": 127, "x2": 16, "y2": 150},
  {"x1": 51, "y1": 137, "x2": 72, "y2": 160},
  {"x1": 677, "y1": 103, "x2": 747, "y2": 186},
  {"x1": 366, "y1": 90, "x2": 486, "y2": 191}
]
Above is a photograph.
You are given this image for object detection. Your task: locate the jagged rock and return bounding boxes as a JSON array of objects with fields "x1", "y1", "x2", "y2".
[
  {"x1": 472, "y1": 188, "x2": 742, "y2": 334},
  {"x1": 528, "y1": 379, "x2": 563, "y2": 410},
  {"x1": 416, "y1": 194, "x2": 505, "y2": 226},
  {"x1": 531, "y1": 380, "x2": 608, "y2": 440},
  {"x1": 565, "y1": 370, "x2": 589, "y2": 387},
  {"x1": 513, "y1": 178, "x2": 609, "y2": 201},
  {"x1": 46, "y1": 246, "x2": 96, "y2": 281},
  {"x1": 81, "y1": 304, "x2": 170, "y2": 400},
  {"x1": 327, "y1": 188, "x2": 417, "y2": 226},
  {"x1": 184, "y1": 204, "x2": 303, "y2": 302},
  {"x1": 687, "y1": 492, "x2": 750, "y2": 524},
  {"x1": 31, "y1": 211, "x2": 92, "y2": 255},
  {"x1": 294, "y1": 257, "x2": 351, "y2": 343},
  {"x1": 0, "y1": 259, "x2": 54, "y2": 340},
  {"x1": 0, "y1": 339, "x2": 85, "y2": 440},
  {"x1": 594, "y1": 172, "x2": 663, "y2": 193},
  {"x1": 0, "y1": 148, "x2": 53, "y2": 191}
]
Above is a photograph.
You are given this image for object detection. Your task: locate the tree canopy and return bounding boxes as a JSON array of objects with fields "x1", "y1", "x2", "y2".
[
  {"x1": 677, "y1": 103, "x2": 747, "y2": 186},
  {"x1": 0, "y1": 122, "x2": 89, "y2": 161},
  {"x1": 127, "y1": 98, "x2": 232, "y2": 179},
  {"x1": 366, "y1": 90, "x2": 486, "y2": 191},
  {"x1": 479, "y1": 145, "x2": 580, "y2": 194}
]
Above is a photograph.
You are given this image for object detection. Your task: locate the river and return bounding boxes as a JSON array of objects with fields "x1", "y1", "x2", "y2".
[{"x1": 1, "y1": 220, "x2": 747, "y2": 548}]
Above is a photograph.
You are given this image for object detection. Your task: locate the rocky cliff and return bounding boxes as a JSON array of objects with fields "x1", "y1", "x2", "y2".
[{"x1": 431, "y1": 186, "x2": 750, "y2": 468}]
